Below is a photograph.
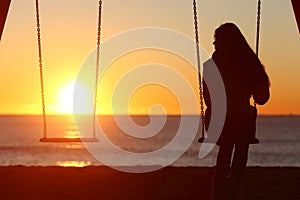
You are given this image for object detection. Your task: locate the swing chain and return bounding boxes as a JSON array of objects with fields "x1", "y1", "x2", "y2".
[
  {"x1": 253, "y1": 0, "x2": 262, "y2": 107},
  {"x1": 35, "y1": 0, "x2": 47, "y2": 137},
  {"x1": 193, "y1": 0, "x2": 205, "y2": 136},
  {"x1": 193, "y1": 0, "x2": 199, "y2": 44},
  {"x1": 93, "y1": 0, "x2": 103, "y2": 137},
  {"x1": 256, "y1": 0, "x2": 261, "y2": 55}
]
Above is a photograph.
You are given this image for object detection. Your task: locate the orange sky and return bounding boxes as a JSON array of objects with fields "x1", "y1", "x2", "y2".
[{"x1": 0, "y1": 0, "x2": 299, "y2": 115}]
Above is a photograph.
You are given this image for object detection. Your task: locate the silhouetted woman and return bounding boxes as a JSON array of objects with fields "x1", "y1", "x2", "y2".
[{"x1": 204, "y1": 23, "x2": 270, "y2": 200}]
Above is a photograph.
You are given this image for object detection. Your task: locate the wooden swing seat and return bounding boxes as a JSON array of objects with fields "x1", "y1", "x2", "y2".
[{"x1": 39, "y1": 137, "x2": 98, "y2": 143}]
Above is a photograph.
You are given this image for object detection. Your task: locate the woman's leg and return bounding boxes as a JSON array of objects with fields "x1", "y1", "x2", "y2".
[
  {"x1": 212, "y1": 144, "x2": 234, "y2": 199},
  {"x1": 229, "y1": 144, "x2": 249, "y2": 199},
  {"x1": 231, "y1": 144, "x2": 249, "y2": 176},
  {"x1": 216, "y1": 144, "x2": 234, "y2": 177}
]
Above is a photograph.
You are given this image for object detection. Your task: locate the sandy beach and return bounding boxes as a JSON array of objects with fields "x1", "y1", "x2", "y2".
[{"x1": 1, "y1": 166, "x2": 299, "y2": 200}]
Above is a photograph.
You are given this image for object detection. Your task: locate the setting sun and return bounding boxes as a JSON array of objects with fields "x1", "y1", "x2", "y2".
[
  {"x1": 55, "y1": 80, "x2": 94, "y2": 115},
  {"x1": 57, "y1": 81, "x2": 75, "y2": 114}
]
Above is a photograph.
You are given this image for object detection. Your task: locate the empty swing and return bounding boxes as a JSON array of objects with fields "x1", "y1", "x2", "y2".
[
  {"x1": 36, "y1": 0, "x2": 103, "y2": 143},
  {"x1": 197, "y1": 0, "x2": 263, "y2": 143}
]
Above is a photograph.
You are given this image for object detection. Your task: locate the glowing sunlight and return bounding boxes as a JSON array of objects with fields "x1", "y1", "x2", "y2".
[
  {"x1": 56, "y1": 81, "x2": 75, "y2": 114},
  {"x1": 56, "y1": 161, "x2": 92, "y2": 167},
  {"x1": 56, "y1": 80, "x2": 93, "y2": 114}
]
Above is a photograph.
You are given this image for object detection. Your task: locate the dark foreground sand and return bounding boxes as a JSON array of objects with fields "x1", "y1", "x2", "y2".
[{"x1": 1, "y1": 166, "x2": 300, "y2": 200}]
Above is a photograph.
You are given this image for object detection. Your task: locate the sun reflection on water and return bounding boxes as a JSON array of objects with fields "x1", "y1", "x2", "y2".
[
  {"x1": 56, "y1": 161, "x2": 92, "y2": 167},
  {"x1": 64, "y1": 144, "x2": 84, "y2": 149},
  {"x1": 64, "y1": 131, "x2": 79, "y2": 138}
]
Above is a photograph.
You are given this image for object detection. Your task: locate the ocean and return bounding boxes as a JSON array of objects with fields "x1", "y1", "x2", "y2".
[{"x1": 0, "y1": 115, "x2": 299, "y2": 167}]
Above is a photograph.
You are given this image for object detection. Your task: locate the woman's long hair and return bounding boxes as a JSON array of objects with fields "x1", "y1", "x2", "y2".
[{"x1": 214, "y1": 23, "x2": 270, "y2": 87}]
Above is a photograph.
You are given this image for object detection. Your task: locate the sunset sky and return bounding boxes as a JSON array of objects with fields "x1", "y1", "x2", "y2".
[{"x1": 0, "y1": 0, "x2": 299, "y2": 115}]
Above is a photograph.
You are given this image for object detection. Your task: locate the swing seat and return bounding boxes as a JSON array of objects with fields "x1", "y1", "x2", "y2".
[
  {"x1": 198, "y1": 137, "x2": 260, "y2": 144},
  {"x1": 39, "y1": 137, "x2": 98, "y2": 143}
]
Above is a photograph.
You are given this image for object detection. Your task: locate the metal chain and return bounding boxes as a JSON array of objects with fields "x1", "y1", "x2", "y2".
[
  {"x1": 93, "y1": 0, "x2": 102, "y2": 138},
  {"x1": 35, "y1": 0, "x2": 47, "y2": 138},
  {"x1": 254, "y1": 0, "x2": 261, "y2": 107},
  {"x1": 193, "y1": 0, "x2": 205, "y2": 138},
  {"x1": 256, "y1": 0, "x2": 261, "y2": 55},
  {"x1": 35, "y1": 0, "x2": 103, "y2": 139}
]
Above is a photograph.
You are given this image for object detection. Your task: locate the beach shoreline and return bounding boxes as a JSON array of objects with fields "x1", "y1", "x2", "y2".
[{"x1": 1, "y1": 166, "x2": 300, "y2": 200}]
